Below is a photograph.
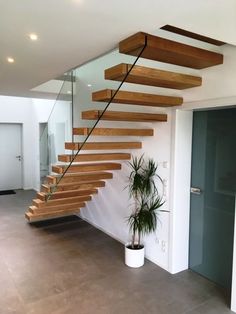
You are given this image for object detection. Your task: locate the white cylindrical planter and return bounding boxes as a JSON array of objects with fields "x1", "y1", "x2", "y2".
[{"x1": 125, "y1": 244, "x2": 145, "y2": 268}]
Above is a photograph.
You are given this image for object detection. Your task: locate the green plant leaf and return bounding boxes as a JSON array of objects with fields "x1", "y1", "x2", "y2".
[{"x1": 126, "y1": 154, "x2": 167, "y2": 247}]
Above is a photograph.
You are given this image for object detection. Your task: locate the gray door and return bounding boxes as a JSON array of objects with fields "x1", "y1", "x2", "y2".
[
  {"x1": 0, "y1": 123, "x2": 22, "y2": 190},
  {"x1": 189, "y1": 108, "x2": 236, "y2": 289}
]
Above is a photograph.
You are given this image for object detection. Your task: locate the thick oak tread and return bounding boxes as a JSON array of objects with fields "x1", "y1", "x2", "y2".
[
  {"x1": 65, "y1": 142, "x2": 142, "y2": 151},
  {"x1": 58, "y1": 153, "x2": 131, "y2": 163},
  {"x1": 33, "y1": 196, "x2": 91, "y2": 208},
  {"x1": 25, "y1": 208, "x2": 81, "y2": 222},
  {"x1": 29, "y1": 202, "x2": 86, "y2": 214},
  {"x1": 52, "y1": 162, "x2": 122, "y2": 174},
  {"x1": 105, "y1": 63, "x2": 202, "y2": 89},
  {"x1": 47, "y1": 172, "x2": 113, "y2": 184},
  {"x1": 82, "y1": 110, "x2": 167, "y2": 122},
  {"x1": 119, "y1": 32, "x2": 223, "y2": 69},
  {"x1": 37, "y1": 189, "x2": 98, "y2": 201},
  {"x1": 92, "y1": 89, "x2": 182, "y2": 107},
  {"x1": 41, "y1": 181, "x2": 105, "y2": 193},
  {"x1": 73, "y1": 127, "x2": 153, "y2": 136},
  {"x1": 92, "y1": 89, "x2": 183, "y2": 107}
]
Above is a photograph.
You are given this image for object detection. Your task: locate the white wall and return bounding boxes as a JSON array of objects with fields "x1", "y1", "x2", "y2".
[
  {"x1": 0, "y1": 96, "x2": 36, "y2": 189},
  {"x1": 73, "y1": 49, "x2": 178, "y2": 270},
  {"x1": 0, "y1": 96, "x2": 54, "y2": 190},
  {"x1": 0, "y1": 95, "x2": 72, "y2": 191},
  {"x1": 169, "y1": 110, "x2": 193, "y2": 274}
]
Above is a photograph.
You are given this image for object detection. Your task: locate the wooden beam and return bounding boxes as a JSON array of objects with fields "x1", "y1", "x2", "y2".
[
  {"x1": 119, "y1": 32, "x2": 223, "y2": 69},
  {"x1": 37, "y1": 188, "x2": 99, "y2": 201},
  {"x1": 82, "y1": 110, "x2": 167, "y2": 122},
  {"x1": 58, "y1": 153, "x2": 131, "y2": 162},
  {"x1": 65, "y1": 142, "x2": 142, "y2": 151},
  {"x1": 92, "y1": 89, "x2": 183, "y2": 107},
  {"x1": 25, "y1": 208, "x2": 80, "y2": 222},
  {"x1": 33, "y1": 196, "x2": 91, "y2": 208},
  {"x1": 52, "y1": 162, "x2": 122, "y2": 174},
  {"x1": 105, "y1": 63, "x2": 202, "y2": 89},
  {"x1": 41, "y1": 181, "x2": 106, "y2": 193},
  {"x1": 73, "y1": 127, "x2": 154, "y2": 136},
  {"x1": 47, "y1": 172, "x2": 113, "y2": 184}
]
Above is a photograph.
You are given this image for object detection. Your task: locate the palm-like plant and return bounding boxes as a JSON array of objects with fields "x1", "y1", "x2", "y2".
[{"x1": 127, "y1": 155, "x2": 165, "y2": 249}]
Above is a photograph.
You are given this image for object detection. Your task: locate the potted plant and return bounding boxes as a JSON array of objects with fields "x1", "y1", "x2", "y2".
[{"x1": 125, "y1": 155, "x2": 165, "y2": 268}]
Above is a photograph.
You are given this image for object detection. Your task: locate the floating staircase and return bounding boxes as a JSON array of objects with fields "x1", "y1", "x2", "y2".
[{"x1": 25, "y1": 26, "x2": 224, "y2": 222}]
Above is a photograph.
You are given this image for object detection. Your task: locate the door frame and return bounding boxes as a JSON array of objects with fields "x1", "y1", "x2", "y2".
[
  {"x1": 0, "y1": 122, "x2": 23, "y2": 190},
  {"x1": 169, "y1": 105, "x2": 236, "y2": 312}
]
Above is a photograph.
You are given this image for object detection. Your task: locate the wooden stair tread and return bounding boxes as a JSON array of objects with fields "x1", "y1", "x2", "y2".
[
  {"x1": 29, "y1": 201, "x2": 86, "y2": 213},
  {"x1": 29, "y1": 203, "x2": 84, "y2": 213},
  {"x1": 37, "y1": 189, "x2": 98, "y2": 200},
  {"x1": 119, "y1": 32, "x2": 223, "y2": 69},
  {"x1": 58, "y1": 153, "x2": 131, "y2": 162},
  {"x1": 33, "y1": 196, "x2": 91, "y2": 208},
  {"x1": 160, "y1": 25, "x2": 225, "y2": 46},
  {"x1": 52, "y1": 162, "x2": 122, "y2": 174},
  {"x1": 42, "y1": 181, "x2": 105, "y2": 193},
  {"x1": 47, "y1": 172, "x2": 113, "y2": 184},
  {"x1": 73, "y1": 127, "x2": 153, "y2": 136},
  {"x1": 25, "y1": 208, "x2": 81, "y2": 222},
  {"x1": 82, "y1": 110, "x2": 167, "y2": 122},
  {"x1": 105, "y1": 63, "x2": 202, "y2": 89},
  {"x1": 92, "y1": 89, "x2": 182, "y2": 107},
  {"x1": 65, "y1": 142, "x2": 142, "y2": 151}
]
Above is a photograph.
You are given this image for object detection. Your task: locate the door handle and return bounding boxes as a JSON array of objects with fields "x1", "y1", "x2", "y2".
[
  {"x1": 190, "y1": 187, "x2": 202, "y2": 195},
  {"x1": 16, "y1": 155, "x2": 22, "y2": 161}
]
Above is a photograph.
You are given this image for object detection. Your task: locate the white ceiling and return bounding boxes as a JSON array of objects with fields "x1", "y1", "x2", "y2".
[{"x1": 1, "y1": 0, "x2": 236, "y2": 98}]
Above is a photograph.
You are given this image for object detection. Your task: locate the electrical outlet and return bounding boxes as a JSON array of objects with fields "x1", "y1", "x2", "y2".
[
  {"x1": 163, "y1": 161, "x2": 169, "y2": 169},
  {"x1": 161, "y1": 240, "x2": 166, "y2": 252}
]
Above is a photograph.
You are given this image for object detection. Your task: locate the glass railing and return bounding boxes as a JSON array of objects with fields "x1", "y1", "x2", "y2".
[
  {"x1": 46, "y1": 38, "x2": 147, "y2": 198},
  {"x1": 39, "y1": 71, "x2": 74, "y2": 186}
]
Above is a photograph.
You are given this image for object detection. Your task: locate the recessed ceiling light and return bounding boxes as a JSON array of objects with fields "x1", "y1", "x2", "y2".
[
  {"x1": 67, "y1": 90, "x2": 72, "y2": 94},
  {"x1": 7, "y1": 57, "x2": 15, "y2": 63},
  {"x1": 87, "y1": 84, "x2": 92, "y2": 87},
  {"x1": 29, "y1": 33, "x2": 38, "y2": 41}
]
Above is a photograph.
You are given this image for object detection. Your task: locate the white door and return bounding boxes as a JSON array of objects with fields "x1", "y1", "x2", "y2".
[{"x1": 0, "y1": 124, "x2": 22, "y2": 190}]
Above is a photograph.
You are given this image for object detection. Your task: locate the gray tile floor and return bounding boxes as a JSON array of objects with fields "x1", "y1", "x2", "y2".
[{"x1": 0, "y1": 190, "x2": 234, "y2": 314}]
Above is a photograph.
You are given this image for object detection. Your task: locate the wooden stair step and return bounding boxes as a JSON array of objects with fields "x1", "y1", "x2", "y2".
[
  {"x1": 29, "y1": 202, "x2": 86, "y2": 214},
  {"x1": 82, "y1": 110, "x2": 167, "y2": 122},
  {"x1": 33, "y1": 196, "x2": 91, "y2": 208},
  {"x1": 73, "y1": 127, "x2": 153, "y2": 136},
  {"x1": 58, "y1": 153, "x2": 131, "y2": 163},
  {"x1": 119, "y1": 32, "x2": 223, "y2": 69},
  {"x1": 65, "y1": 142, "x2": 142, "y2": 151},
  {"x1": 52, "y1": 162, "x2": 122, "y2": 174},
  {"x1": 37, "y1": 188, "x2": 98, "y2": 201},
  {"x1": 105, "y1": 63, "x2": 202, "y2": 89},
  {"x1": 25, "y1": 208, "x2": 81, "y2": 222},
  {"x1": 47, "y1": 172, "x2": 113, "y2": 184},
  {"x1": 41, "y1": 181, "x2": 105, "y2": 193},
  {"x1": 92, "y1": 89, "x2": 182, "y2": 107},
  {"x1": 160, "y1": 25, "x2": 225, "y2": 46}
]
